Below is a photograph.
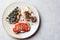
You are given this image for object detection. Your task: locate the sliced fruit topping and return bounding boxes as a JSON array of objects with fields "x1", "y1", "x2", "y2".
[
  {"x1": 21, "y1": 7, "x2": 37, "y2": 22},
  {"x1": 13, "y1": 21, "x2": 30, "y2": 33}
]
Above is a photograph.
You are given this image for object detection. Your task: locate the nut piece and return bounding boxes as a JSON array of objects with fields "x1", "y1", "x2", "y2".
[{"x1": 31, "y1": 16, "x2": 37, "y2": 22}]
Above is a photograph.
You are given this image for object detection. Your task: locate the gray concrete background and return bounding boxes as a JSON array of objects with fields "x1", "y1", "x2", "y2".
[{"x1": 0, "y1": 0, "x2": 59, "y2": 40}]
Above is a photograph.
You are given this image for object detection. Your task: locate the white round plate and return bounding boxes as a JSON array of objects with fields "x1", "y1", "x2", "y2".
[{"x1": 2, "y1": 2, "x2": 40, "y2": 39}]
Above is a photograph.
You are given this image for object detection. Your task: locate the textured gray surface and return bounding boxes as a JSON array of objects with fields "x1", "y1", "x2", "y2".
[{"x1": 0, "y1": 0, "x2": 59, "y2": 40}]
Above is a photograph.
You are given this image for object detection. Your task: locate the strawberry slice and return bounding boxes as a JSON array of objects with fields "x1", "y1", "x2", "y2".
[
  {"x1": 13, "y1": 27, "x2": 21, "y2": 33},
  {"x1": 22, "y1": 23, "x2": 30, "y2": 32},
  {"x1": 13, "y1": 22, "x2": 30, "y2": 33}
]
